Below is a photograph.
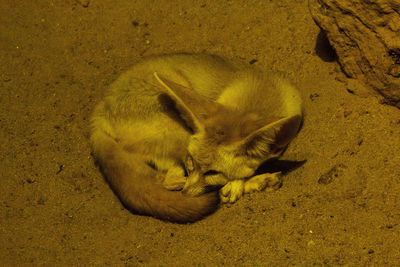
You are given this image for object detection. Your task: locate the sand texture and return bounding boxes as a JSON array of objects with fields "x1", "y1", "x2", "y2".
[{"x1": 1, "y1": 0, "x2": 400, "y2": 265}]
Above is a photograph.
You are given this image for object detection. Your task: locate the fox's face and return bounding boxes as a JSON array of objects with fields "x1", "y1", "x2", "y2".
[
  {"x1": 154, "y1": 72, "x2": 301, "y2": 194},
  {"x1": 187, "y1": 113, "x2": 269, "y2": 181},
  {"x1": 181, "y1": 107, "x2": 300, "y2": 198},
  {"x1": 181, "y1": 113, "x2": 297, "y2": 196},
  {"x1": 187, "y1": 140, "x2": 261, "y2": 182}
]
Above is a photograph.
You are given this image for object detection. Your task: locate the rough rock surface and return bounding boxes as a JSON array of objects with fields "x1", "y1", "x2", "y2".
[{"x1": 309, "y1": 0, "x2": 400, "y2": 107}]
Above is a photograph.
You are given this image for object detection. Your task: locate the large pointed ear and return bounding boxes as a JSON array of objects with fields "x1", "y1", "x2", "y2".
[
  {"x1": 241, "y1": 115, "x2": 302, "y2": 158},
  {"x1": 154, "y1": 72, "x2": 208, "y2": 133}
]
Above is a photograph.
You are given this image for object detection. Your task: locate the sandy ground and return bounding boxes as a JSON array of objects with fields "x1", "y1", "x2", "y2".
[{"x1": 1, "y1": 0, "x2": 400, "y2": 265}]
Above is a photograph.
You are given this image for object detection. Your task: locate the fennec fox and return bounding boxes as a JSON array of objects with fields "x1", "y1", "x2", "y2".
[{"x1": 90, "y1": 53, "x2": 302, "y2": 223}]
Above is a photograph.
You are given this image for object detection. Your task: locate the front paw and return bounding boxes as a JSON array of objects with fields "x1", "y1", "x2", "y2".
[
  {"x1": 244, "y1": 172, "x2": 282, "y2": 194},
  {"x1": 220, "y1": 180, "x2": 245, "y2": 203}
]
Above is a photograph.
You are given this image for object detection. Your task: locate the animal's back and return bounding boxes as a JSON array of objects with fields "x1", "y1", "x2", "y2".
[
  {"x1": 216, "y1": 68, "x2": 302, "y2": 124},
  {"x1": 138, "y1": 53, "x2": 303, "y2": 121}
]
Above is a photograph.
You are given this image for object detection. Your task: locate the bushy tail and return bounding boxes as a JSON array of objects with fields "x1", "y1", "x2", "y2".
[{"x1": 90, "y1": 129, "x2": 219, "y2": 223}]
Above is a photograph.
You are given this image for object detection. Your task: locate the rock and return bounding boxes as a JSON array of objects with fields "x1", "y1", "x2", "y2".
[{"x1": 309, "y1": 0, "x2": 400, "y2": 108}]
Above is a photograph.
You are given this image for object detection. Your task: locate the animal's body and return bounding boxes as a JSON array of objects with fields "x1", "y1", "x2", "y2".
[{"x1": 90, "y1": 53, "x2": 302, "y2": 223}]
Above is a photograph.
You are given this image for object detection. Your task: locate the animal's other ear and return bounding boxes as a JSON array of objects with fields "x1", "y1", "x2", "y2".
[
  {"x1": 155, "y1": 72, "x2": 220, "y2": 134},
  {"x1": 241, "y1": 115, "x2": 302, "y2": 158}
]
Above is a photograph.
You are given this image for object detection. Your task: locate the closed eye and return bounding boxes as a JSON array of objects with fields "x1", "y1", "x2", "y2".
[{"x1": 204, "y1": 170, "x2": 220, "y2": 176}]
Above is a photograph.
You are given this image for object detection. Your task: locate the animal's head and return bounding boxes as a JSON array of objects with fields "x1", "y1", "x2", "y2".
[{"x1": 155, "y1": 72, "x2": 301, "y2": 195}]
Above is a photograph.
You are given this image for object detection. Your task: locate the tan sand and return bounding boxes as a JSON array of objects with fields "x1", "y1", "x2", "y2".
[{"x1": 1, "y1": 0, "x2": 400, "y2": 265}]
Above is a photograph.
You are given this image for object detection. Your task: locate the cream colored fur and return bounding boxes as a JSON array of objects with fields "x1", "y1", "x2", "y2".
[{"x1": 90, "y1": 53, "x2": 302, "y2": 222}]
